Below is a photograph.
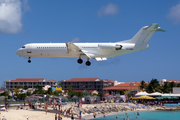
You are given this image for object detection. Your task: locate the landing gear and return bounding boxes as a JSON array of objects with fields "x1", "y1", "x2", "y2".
[
  {"x1": 77, "y1": 58, "x2": 83, "y2": 64},
  {"x1": 77, "y1": 58, "x2": 91, "y2": 66},
  {"x1": 86, "y1": 61, "x2": 91, "y2": 66},
  {"x1": 28, "y1": 57, "x2": 31, "y2": 63}
]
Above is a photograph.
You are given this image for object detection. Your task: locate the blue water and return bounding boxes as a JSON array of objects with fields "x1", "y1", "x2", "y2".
[{"x1": 90, "y1": 111, "x2": 180, "y2": 120}]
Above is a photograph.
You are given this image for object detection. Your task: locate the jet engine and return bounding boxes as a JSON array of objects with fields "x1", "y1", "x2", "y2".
[{"x1": 98, "y1": 44, "x2": 122, "y2": 50}]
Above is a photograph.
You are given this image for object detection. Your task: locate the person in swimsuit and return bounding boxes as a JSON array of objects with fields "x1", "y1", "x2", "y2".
[
  {"x1": 55, "y1": 113, "x2": 57, "y2": 120},
  {"x1": 71, "y1": 114, "x2": 74, "y2": 120},
  {"x1": 93, "y1": 112, "x2": 96, "y2": 118},
  {"x1": 58, "y1": 114, "x2": 61, "y2": 120}
]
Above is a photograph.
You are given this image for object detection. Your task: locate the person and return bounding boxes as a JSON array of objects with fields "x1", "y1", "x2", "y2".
[
  {"x1": 58, "y1": 114, "x2": 62, "y2": 120},
  {"x1": 64, "y1": 110, "x2": 66, "y2": 117},
  {"x1": 5, "y1": 101, "x2": 8, "y2": 110},
  {"x1": 104, "y1": 114, "x2": 106, "y2": 118},
  {"x1": 127, "y1": 116, "x2": 129, "y2": 120},
  {"x1": 45, "y1": 106, "x2": 47, "y2": 114},
  {"x1": 55, "y1": 113, "x2": 57, "y2": 120},
  {"x1": 71, "y1": 114, "x2": 74, "y2": 120},
  {"x1": 58, "y1": 103, "x2": 60, "y2": 111},
  {"x1": 136, "y1": 116, "x2": 138, "y2": 119},
  {"x1": 116, "y1": 116, "x2": 118, "y2": 119},
  {"x1": 79, "y1": 111, "x2": 82, "y2": 119},
  {"x1": 137, "y1": 112, "x2": 139, "y2": 116},
  {"x1": 93, "y1": 112, "x2": 96, "y2": 118}
]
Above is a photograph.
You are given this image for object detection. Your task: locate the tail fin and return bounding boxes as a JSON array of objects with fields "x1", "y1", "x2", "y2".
[{"x1": 121, "y1": 23, "x2": 166, "y2": 44}]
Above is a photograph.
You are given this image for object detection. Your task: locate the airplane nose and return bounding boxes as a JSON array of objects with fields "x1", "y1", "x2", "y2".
[{"x1": 16, "y1": 49, "x2": 22, "y2": 56}]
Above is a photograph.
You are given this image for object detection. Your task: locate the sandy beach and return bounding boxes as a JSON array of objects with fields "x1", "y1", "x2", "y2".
[{"x1": 0, "y1": 103, "x2": 155, "y2": 120}]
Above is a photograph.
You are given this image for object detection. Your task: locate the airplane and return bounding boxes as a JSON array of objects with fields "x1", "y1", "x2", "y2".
[{"x1": 16, "y1": 23, "x2": 165, "y2": 66}]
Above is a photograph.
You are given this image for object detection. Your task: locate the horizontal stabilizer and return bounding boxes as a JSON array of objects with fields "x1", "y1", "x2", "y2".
[{"x1": 146, "y1": 23, "x2": 166, "y2": 32}]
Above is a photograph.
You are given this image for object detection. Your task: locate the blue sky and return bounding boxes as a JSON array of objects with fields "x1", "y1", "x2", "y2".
[{"x1": 0, "y1": 0, "x2": 180, "y2": 86}]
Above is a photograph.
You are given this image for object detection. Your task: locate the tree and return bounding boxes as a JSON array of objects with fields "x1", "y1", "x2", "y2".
[
  {"x1": 139, "y1": 80, "x2": 147, "y2": 91},
  {"x1": 66, "y1": 86, "x2": 75, "y2": 98},
  {"x1": 47, "y1": 88, "x2": 53, "y2": 95},
  {"x1": 146, "y1": 78, "x2": 161, "y2": 93},
  {"x1": 17, "y1": 85, "x2": 23, "y2": 89},
  {"x1": 24, "y1": 85, "x2": 28, "y2": 90},
  {"x1": 169, "y1": 82, "x2": 177, "y2": 92},
  {"x1": 161, "y1": 82, "x2": 171, "y2": 93}
]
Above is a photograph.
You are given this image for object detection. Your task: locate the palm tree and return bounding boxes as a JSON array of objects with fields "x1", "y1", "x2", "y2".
[
  {"x1": 146, "y1": 78, "x2": 161, "y2": 93},
  {"x1": 139, "y1": 80, "x2": 147, "y2": 91}
]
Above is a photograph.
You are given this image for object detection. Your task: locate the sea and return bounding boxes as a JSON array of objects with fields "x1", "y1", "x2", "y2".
[{"x1": 90, "y1": 110, "x2": 180, "y2": 120}]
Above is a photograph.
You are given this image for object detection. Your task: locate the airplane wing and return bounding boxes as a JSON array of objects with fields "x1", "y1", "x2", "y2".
[
  {"x1": 66, "y1": 42, "x2": 91, "y2": 58},
  {"x1": 66, "y1": 42, "x2": 107, "y2": 61}
]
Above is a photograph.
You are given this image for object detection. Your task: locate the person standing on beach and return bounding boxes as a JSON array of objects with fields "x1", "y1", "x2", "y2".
[
  {"x1": 45, "y1": 105, "x2": 47, "y2": 114},
  {"x1": 71, "y1": 114, "x2": 74, "y2": 120},
  {"x1": 93, "y1": 112, "x2": 96, "y2": 118},
  {"x1": 55, "y1": 113, "x2": 57, "y2": 120},
  {"x1": 58, "y1": 114, "x2": 62, "y2": 120},
  {"x1": 5, "y1": 101, "x2": 8, "y2": 111}
]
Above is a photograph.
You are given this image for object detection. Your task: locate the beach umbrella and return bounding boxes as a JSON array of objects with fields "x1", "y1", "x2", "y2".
[
  {"x1": 171, "y1": 96, "x2": 178, "y2": 99},
  {"x1": 72, "y1": 96, "x2": 78, "y2": 99},
  {"x1": 149, "y1": 92, "x2": 162, "y2": 96},
  {"x1": 155, "y1": 97, "x2": 163, "y2": 99},
  {"x1": 137, "y1": 95, "x2": 155, "y2": 99},
  {"x1": 135, "y1": 92, "x2": 150, "y2": 96}
]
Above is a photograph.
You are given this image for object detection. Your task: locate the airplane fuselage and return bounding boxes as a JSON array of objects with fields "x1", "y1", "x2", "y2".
[{"x1": 16, "y1": 42, "x2": 142, "y2": 58}]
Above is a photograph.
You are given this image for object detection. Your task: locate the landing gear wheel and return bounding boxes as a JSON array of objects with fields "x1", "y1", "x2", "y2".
[
  {"x1": 28, "y1": 60, "x2": 31, "y2": 63},
  {"x1": 77, "y1": 59, "x2": 83, "y2": 64},
  {"x1": 86, "y1": 61, "x2": 91, "y2": 66}
]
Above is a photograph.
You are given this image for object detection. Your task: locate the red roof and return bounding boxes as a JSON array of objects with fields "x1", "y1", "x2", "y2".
[
  {"x1": 103, "y1": 79, "x2": 114, "y2": 82},
  {"x1": 46, "y1": 79, "x2": 58, "y2": 82},
  {"x1": 65, "y1": 78, "x2": 100, "y2": 82},
  {"x1": 10, "y1": 78, "x2": 45, "y2": 82},
  {"x1": 103, "y1": 82, "x2": 140, "y2": 90},
  {"x1": 166, "y1": 80, "x2": 180, "y2": 82}
]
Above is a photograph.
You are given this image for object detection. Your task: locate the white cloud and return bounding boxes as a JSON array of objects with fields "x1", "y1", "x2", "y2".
[
  {"x1": 0, "y1": 0, "x2": 24, "y2": 34},
  {"x1": 98, "y1": 3, "x2": 119, "y2": 17},
  {"x1": 167, "y1": 3, "x2": 180, "y2": 24}
]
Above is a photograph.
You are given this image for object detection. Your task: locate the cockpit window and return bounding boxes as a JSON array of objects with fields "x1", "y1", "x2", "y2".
[{"x1": 22, "y1": 46, "x2": 25, "y2": 48}]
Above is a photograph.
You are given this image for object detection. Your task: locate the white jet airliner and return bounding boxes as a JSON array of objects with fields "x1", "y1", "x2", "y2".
[{"x1": 16, "y1": 23, "x2": 165, "y2": 66}]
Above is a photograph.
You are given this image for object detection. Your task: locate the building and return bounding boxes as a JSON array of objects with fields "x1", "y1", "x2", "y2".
[
  {"x1": 4, "y1": 78, "x2": 58, "y2": 90},
  {"x1": 60, "y1": 78, "x2": 115, "y2": 93},
  {"x1": 160, "y1": 79, "x2": 180, "y2": 85},
  {"x1": 103, "y1": 81, "x2": 141, "y2": 96}
]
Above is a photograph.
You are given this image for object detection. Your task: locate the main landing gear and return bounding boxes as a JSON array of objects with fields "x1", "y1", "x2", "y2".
[
  {"x1": 28, "y1": 57, "x2": 31, "y2": 63},
  {"x1": 77, "y1": 58, "x2": 91, "y2": 66}
]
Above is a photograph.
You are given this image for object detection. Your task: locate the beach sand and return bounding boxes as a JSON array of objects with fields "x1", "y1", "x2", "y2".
[{"x1": 0, "y1": 103, "x2": 155, "y2": 120}]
